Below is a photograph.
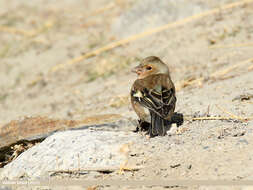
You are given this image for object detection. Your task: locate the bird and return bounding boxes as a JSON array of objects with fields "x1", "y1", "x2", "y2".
[{"x1": 130, "y1": 56, "x2": 176, "y2": 137}]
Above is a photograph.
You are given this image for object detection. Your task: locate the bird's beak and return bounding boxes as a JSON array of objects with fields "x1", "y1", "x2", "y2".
[{"x1": 131, "y1": 65, "x2": 142, "y2": 75}]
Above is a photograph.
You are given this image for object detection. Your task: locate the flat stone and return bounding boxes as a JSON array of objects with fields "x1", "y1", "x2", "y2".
[{"x1": 0, "y1": 129, "x2": 139, "y2": 179}]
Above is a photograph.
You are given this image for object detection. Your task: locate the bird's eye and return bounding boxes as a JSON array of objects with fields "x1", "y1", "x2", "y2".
[{"x1": 146, "y1": 66, "x2": 152, "y2": 70}]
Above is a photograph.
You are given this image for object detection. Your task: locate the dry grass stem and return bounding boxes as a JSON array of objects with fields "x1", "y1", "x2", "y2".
[
  {"x1": 0, "y1": 26, "x2": 35, "y2": 36},
  {"x1": 0, "y1": 20, "x2": 54, "y2": 38},
  {"x1": 51, "y1": 0, "x2": 253, "y2": 72},
  {"x1": 215, "y1": 105, "x2": 245, "y2": 121},
  {"x1": 86, "y1": 3, "x2": 115, "y2": 18}
]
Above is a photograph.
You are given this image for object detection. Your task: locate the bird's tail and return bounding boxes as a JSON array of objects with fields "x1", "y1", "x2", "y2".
[{"x1": 150, "y1": 111, "x2": 166, "y2": 136}]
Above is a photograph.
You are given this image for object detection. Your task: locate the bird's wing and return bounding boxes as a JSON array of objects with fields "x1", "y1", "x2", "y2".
[
  {"x1": 143, "y1": 86, "x2": 176, "y2": 118},
  {"x1": 131, "y1": 75, "x2": 176, "y2": 119}
]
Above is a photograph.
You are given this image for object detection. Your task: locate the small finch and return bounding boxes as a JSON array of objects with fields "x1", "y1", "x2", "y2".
[{"x1": 130, "y1": 56, "x2": 176, "y2": 137}]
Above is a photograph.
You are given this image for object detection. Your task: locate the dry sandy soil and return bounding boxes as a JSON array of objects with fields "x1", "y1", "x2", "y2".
[{"x1": 0, "y1": 0, "x2": 253, "y2": 189}]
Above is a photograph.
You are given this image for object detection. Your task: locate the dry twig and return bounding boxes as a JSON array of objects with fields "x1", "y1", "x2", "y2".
[{"x1": 51, "y1": 0, "x2": 253, "y2": 72}]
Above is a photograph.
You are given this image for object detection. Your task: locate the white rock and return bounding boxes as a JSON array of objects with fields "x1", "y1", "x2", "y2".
[{"x1": 0, "y1": 130, "x2": 139, "y2": 179}]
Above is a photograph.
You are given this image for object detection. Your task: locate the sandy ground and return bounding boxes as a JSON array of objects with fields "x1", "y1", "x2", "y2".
[{"x1": 0, "y1": 0, "x2": 253, "y2": 189}]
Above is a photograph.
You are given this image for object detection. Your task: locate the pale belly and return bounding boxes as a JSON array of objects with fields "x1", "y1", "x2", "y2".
[{"x1": 142, "y1": 107, "x2": 151, "y2": 123}]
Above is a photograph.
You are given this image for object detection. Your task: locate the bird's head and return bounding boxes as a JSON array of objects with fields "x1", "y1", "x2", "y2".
[{"x1": 132, "y1": 56, "x2": 170, "y2": 79}]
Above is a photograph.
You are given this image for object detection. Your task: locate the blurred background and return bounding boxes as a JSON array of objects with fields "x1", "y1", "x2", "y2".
[{"x1": 0, "y1": 0, "x2": 252, "y2": 125}]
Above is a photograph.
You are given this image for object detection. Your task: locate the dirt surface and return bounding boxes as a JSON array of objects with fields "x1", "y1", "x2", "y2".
[{"x1": 0, "y1": 0, "x2": 253, "y2": 189}]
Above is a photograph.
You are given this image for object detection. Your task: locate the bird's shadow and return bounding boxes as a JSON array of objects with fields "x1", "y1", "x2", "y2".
[{"x1": 134, "y1": 112, "x2": 184, "y2": 133}]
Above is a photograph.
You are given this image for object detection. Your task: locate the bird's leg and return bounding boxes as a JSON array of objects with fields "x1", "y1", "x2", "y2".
[
  {"x1": 147, "y1": 112, "x2": 157, "y2": 138},
  {"x1": 140, "y1": 120, "x2": 150, "y2": 132},
  {"x1": 146, "y1": 126, "x2": 156, "y2": 138},
  {"x1": 133, "y1": 120, "x2": 150, "y2": 132}
]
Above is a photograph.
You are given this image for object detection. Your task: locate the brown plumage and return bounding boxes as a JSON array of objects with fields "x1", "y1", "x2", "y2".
[{"x1": 130, "y1": 56, "x2": 176, "y2": 137}]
